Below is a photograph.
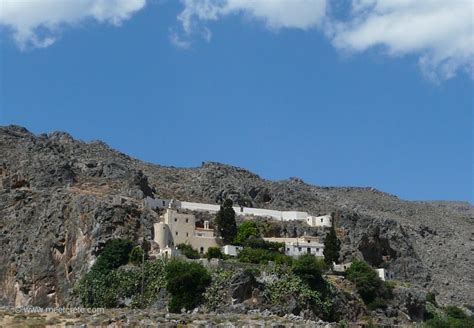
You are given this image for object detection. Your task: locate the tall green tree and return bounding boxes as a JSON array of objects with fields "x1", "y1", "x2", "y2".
[
  {"x1": 323, "y1": 225, "x2": 341, "y2": 266},
  {"x1": 215, "y1": 199, "x2": 237, "y2": 244}
]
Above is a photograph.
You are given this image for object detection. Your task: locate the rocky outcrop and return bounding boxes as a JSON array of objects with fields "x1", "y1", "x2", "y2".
[{"x1": 0, "y1": 125, "x2": 473, "y2": 310}]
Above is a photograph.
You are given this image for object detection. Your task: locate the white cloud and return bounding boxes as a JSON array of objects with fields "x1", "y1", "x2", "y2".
[
  {"x1": 329, "y1": 0, "x2": 474, "y2": 80},
  {"x1": 0, "y1": 0, "x2": 146, "y2": 49},
  {"x1": 176, "y1": 0, "x2": 327, "y2": 44}
]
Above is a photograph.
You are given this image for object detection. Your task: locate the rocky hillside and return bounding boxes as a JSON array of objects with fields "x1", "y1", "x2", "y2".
[{"x1": 0, "y1": 125, "x2": 472, "y2": 309}]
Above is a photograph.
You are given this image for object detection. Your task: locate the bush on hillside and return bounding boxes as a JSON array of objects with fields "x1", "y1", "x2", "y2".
[
  {"x1": 234, "y1": 221, "x2": 260, "y2": 245},
  {"x1": 93, "y1": 239, "x2": 134, "y2": 274},
  {"x1": 292, "y1": 254, "x2": 328, "y2": 292},
  {"x1": 129, "y1": 246, "x2": 146, "y2": 266},
  {"x1": 237, "y1": 247, "x2": 291, "y2": 265},
  {"x1": 177, "y1": 243, "x2": 200, "y2": 259},
  {"x1": 345, "y1": 260, "x2": 382, "y2": 304},
  {"x1": 206, "y1": 247, "x2": 223, "y2": 260},
  {"x1": 165, "y1": 260, "x2": 212, "y2": 313},
  {"x1": 243, "y1": 236, "x2": 284, "y2": 252}
]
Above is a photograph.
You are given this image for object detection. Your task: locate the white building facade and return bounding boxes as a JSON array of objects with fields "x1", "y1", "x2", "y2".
[
  {"x1": 376, "y1": 268, "x2": 394, "y2": 281},
  {"x1": 221, "y1": 245, "x2": 243, "y2": 256},
  {"x1": 263, "y1": 236, "x2": 324, "y2": 257}
]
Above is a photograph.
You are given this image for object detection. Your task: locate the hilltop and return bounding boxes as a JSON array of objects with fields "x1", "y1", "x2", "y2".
[{"x1": 0, "y1": 125, "x2": 472, "y2": 316}]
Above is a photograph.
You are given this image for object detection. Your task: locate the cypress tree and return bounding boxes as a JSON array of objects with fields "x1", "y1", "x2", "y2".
[
  {"x1": 215, "y1": 199, "x2": 237, "y2": 244},
  {"x1": 323, "y1": 225, "x2": 341, "y2": 266}
]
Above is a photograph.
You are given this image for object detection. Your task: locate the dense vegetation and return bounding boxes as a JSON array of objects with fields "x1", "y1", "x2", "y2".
[
  {"x1": 234, "y1": 220, "x2": 260, "y2": 245},
  {"x1": 345, "y1": 260, "x2": 393, "y2": 308},
  {"x1": 423, "y1": 306, "x2": 474, "y2": 328},
  {"x1": 165, "y1": 260, "x2": 212, "y2": 312},
  {"x1": 177, "y1": 243, "x2": 200, "y2": 259}
]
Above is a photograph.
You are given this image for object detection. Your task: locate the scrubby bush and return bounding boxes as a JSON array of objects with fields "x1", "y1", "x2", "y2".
[
  {"x1": 292, "y1": 254, "x2": 328, "y2": 292},
  {"x1": 177, "y1": 243, "x2": 200, "y2": 259},
  {"x1": 206, "y1": 247, "x2": 223, "y2": 260},
  {"x1": 426, "y1": 292, "x2": 437, "y2": 306},
  {"x1": 243, "y1": 236, "x2": 284, "y2": 252},
  {"x1": 93, "y1": 239, "x2": 134, "y2": 274},
  {"x1": 267, "y1": 275, "x2": 331, "y2": 319},
  {"x1": 165, "y1": 260, "x2": 212, "y2": 313},
  {"x1": 422, "y1": 306, "x2": 474, "y2": 328},
  {"x1": 77, "y1": 258, "x2": 166, "y2": 308},
  {"x1": 237, "y1": 247, "x2": 291, "y2": 265},
  {"x1": 345, "y1": 260, "x2": 382, "y2": 304},
  {"x1": 234, "y1": 221, "x2": 260, "y2": 245},
  {"x1": 129, "y1": 246, "x2": 146, "y2": 266}
]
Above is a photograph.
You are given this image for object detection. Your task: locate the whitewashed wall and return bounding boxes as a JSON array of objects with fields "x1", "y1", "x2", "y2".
[{"x1": 145, "y1": 197, "x2": 322, "y2": 223}]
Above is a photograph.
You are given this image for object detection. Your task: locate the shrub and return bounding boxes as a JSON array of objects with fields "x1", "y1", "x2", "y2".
[
  {"x1": 426, "y1": 292, "x2": 437, "y2": 306},
  {"x1": 292, "y1": 254, "x2": 327, "y2": 292},
  {"x1": 93, "y1": 239, "x2": 134, "y2": 274},
  {"x1": 129, "y1": 246, "x2": 146, "y2": 266},
  {"x1": 177, "y1": 243, "x2": 200, "y2": 259},
  {"x1": 206, "y1": 247, "x2": 223, "y2": 260},
  {"x1": 267, "y1": 275, "x2": 331, "y2": 319},
  {"x1": 77, "y1": 258, "x2": 166, "y2": 308},
  {"x1": 237, "y1": 247, "x2": 291, "y2": 265},
  {"x1": 345, "y1": 260, "x2": 382, "y2": 304},
  {"x1": 234, "y1": 221, "x2": 260, "y2": 245},
  {"x1": 165, "y1": 260, "x2": 211, "y2": 313},
  {"x1": 243, "y1": 236, "x2": 284, "y2": 252}
]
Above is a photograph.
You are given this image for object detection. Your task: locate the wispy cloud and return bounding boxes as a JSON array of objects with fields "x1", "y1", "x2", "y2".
[
  {"x1": 0, "y1": 0, "x2": 146, "y2": 49},
  {"x1": 329, "y1": 0, "x2": 474, "y2": 81},
  {"x1": 173, "y1": 0, "x2": 474, "y2": 81}
]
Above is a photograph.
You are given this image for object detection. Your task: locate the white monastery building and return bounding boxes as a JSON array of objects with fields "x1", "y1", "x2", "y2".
[
  {"x1": 263, "y1": 236, "x2": 324, "y2": 257},
  {"x1": 153, "y1": 200, "x2": 219, "y2": 257},
  {"x1": 145, "y1": 197, "x2": 333, "y2": 228}
]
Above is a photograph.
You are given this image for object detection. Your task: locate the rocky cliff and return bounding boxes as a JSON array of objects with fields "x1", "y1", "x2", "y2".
[{"x1": 0, "y1": 125, "x2": 472, "y2": 309}]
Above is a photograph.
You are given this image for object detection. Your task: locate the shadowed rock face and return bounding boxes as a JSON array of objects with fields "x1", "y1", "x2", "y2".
[{"x1": 0, "y1": 125, "x2": 473, "y2": 308}]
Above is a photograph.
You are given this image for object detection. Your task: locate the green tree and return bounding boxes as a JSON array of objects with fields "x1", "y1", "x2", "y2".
[
  {"x1": 234, "y1": 220, "x2": 260, "y2": 245},
  {"x1": 215, "y1": 199, "x2": 237, "y2": 244},
  {"x1": 323, "y1": 225, "x2": 341, "y2": 266},
  {"x1": 165, "y1": 260, "x2": 212, "y2": 312},
  {"x1": 206, "y1": 247, "x2": 223, "y2": 260},
  {"x1": 345, "y1": 260, "x2": 381, "y2": 304}
]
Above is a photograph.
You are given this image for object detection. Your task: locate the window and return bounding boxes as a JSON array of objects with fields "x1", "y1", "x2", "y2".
[
  {"x1": 162, "y1": 201, "x2": 165, "y2": 206},
  {"x1": 298, "y1": 247, "x2": 302, "y2": 252},
  {"x1": 307, "y1": 240, "x2": 310, "y2": 243},
  {"x1": 175, "y1": 231, "x2": 178, "y2": 236},
  {"x1": 185, "y1": 218, "x2": 189, "y2": 223},
  {"x1": 186, "y1": 232, "x2": 189, "y2": 237},
  {"x1": 321, "y1": 218, "x2": 323, "y2": 222},
  {"x1": 174, "y1": 218, "x2": 177, "y2": 222},
  {"x1": 307, "y1": 248, "x2": 311, "y2": 254},
  {"x1": 200, "y1": 247, "x2": 204, "y2": 254},
  {"x1": 286, "y1": 248, "x2": 290, "y2": 251}
]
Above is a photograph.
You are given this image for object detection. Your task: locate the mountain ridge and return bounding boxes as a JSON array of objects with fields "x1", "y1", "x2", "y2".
[{"x1": 0, "y1": 125, "x2": 472, "y2": 309}]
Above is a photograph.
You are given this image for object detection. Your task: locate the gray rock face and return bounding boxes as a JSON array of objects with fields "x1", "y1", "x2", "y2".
[{"x1": 0, "y1": 125, "x2": 473, "y2": 309}]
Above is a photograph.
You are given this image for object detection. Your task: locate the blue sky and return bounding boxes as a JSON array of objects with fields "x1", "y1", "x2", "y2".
[{"x1": 0, "y1": 0, "x2": 473, "y2": 203}]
